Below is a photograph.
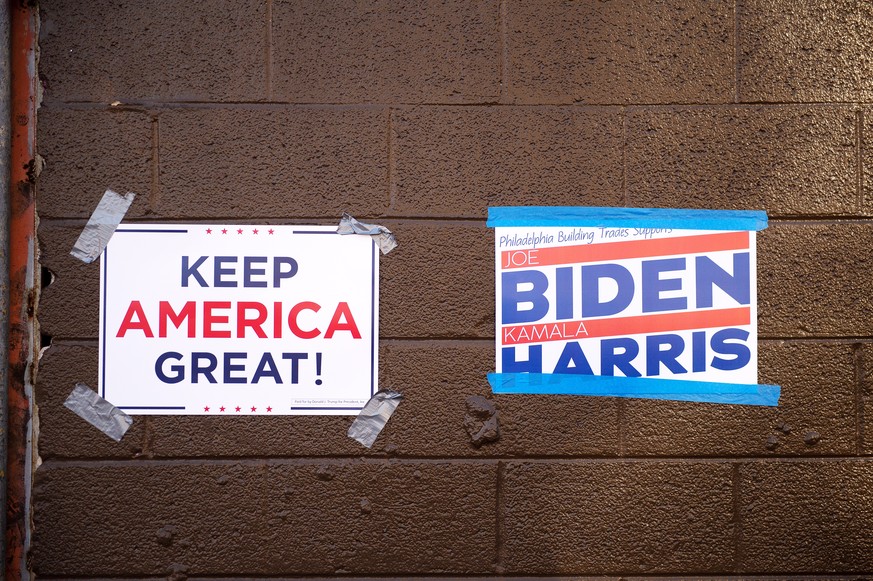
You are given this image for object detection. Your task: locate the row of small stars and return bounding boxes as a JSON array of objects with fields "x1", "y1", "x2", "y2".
[
  {"x1": 204, "y1": 405, "x2": 273, "y2": 412},
  {"x1": 205, "y1": 228, "x2": 274, "y2": 235}
]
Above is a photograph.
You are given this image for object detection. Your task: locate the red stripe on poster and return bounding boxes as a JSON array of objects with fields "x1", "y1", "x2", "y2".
[{"x1": 502, "y1": 306, "x2": 751, "y2": 345}]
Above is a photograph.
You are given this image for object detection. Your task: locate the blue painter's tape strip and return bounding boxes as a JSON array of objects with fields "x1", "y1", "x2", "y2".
[
  {"x1": 486, "y1": 206, "x2": 768, "y2": 231},
  {"x1": 488, "y1": 373, "x2": 780, "y2": 406}
]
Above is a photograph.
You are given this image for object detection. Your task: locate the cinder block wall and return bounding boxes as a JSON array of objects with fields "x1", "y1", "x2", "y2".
[{"x1": 32, "y1": 1, "x2": 873, "y2": 578}]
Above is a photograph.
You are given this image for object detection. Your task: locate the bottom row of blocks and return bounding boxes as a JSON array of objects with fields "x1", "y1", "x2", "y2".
[{"x1": 32, "y1": 459, "x2": 873, "y2": 575}]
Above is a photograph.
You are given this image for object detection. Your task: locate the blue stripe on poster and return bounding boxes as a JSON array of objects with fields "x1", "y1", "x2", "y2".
[
  {"x1": 488, "y1": 373, "x2": 780, "y2": 406},
  {"x1": 486, "y1": 206, "x2": 768, "y2": 231}
]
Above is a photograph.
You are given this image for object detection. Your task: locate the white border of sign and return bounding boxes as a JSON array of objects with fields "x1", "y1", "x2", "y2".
[{"x1": 98, "y1": 224, "x2": 378, "y2": 415}]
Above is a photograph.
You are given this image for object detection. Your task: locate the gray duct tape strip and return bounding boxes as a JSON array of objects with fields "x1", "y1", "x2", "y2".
[
  {"x1": 347, "y1": 390, "x2": 403, "y2": 448},
  {"x1": 337, "y1": 213, "x2": 397, "y2": 254},
  {"x1": 64, "y1": 383, "x2": 133, "y2": 442},
  {"x1": 70, "y1": 189, "x2": 136, "y2": 263}
]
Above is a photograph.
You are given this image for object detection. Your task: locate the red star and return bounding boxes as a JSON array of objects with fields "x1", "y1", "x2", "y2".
[
  {"x1": 237, "y1": 228, "x2": 243, "y2": 234},
  {"x1": 221, "y1": 228, "x2": 227, "y2": 234},
  {"x1": 206, "y1": 228, "x2": 212, "y2": 234},
  {"x1": 266, "y1": 406, "x2": 272, "y2": 412},
  {"x1": 204, "y1": 406, "x2": 210, "y2": 412},
  {"x1": 268, "y1": 229, "x2": 274, "y2": 235},
  {"x1": 251, "y1": 406, "x2": 257, "y2": 412},
  {"x1": 252, "y1": 228, "x2": 259, "y2": 234},
  {"x1": 219, "y1": 406, "x2": 225, "y2": 412},
  {"x1": 235, "y1": 406, "x2": 241, "y2": 412}
]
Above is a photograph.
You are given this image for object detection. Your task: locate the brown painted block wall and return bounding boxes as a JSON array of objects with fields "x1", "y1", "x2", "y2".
[{"x1": 32, "y1": 0, "x2": 873, "y2": 579}]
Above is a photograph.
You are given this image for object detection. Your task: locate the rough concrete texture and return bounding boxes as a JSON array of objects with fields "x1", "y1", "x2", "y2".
[
  {"x1": 157, "y1": 108, "x2": 389, "y2": 218},
  {"x1": 380, "y1": 221, "x2": 493, "y2": 337},
  {"x1": 506, "y1": 0, "x2": 733, "y2": 104},
  {"x1": 392, "y1": 106, "x2": 624, "y2": 217},
  {"x1": 738, "y1": 460, "x2": 873, "y2": 571},
  {"x1": 623, "y1": 342, "x2": 857, "y2": 456},
  {"x1": 272, "y1": 0, "x2": 500, "y2": 103},
  {"x1": 738, "y1": 0, "x2": 869, "y2": 102},
  {"x1": 39, "y1": 0, "x2": 267, "y2": 102},
  {"x1": 36, "y1": 108, "x2": 154, "y2": 218},
  {"x1": 758, "y1": 223, "x2": 873, "y2": 337},
  {"x1": 503, "y1": 461, "x2": 734, "y2": 574},
  {"x1": 863, "y1": 344, "x2": 872, "y2": 455},
  {"x1": 262, "y1": 461, "x2": 496, "y2": 574},
  {"x1": 626, "y1": 106, "x2": 857, "y2": 215},
  {"x1": 864, "y1": 397, "x2": 872, "y2": 455},
  {"x1": 32, "y1": 0, "x2": 873, "y2": 577},
  {"x1": 863, "y1": 107, "x2": 873, "y2": 215},
  {"x1": 37, "y1": 223, "x2": 101, "y2": 339},
  {"x1": 36, "y1": 344, "x2": 145, "y2": 460},
  {"x1": 32, "y1": 461, "x2": 496, "y2": 576},
  {"x1": 376, "y1": 341, "x2": 620, "y2": 458}
]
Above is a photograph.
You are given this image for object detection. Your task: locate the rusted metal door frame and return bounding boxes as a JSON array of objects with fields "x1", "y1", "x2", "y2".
[{"x1": 5, "y1": 1, "x2": 38, "y2": 579}]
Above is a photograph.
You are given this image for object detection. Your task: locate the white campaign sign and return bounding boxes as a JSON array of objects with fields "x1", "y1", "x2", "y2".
[
  {"x1": 99, "y1": 224, "x2": 378, "y2": 415},
  {"x1": 495, "y1": 226, "x2": 757, "y2": 384}
]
